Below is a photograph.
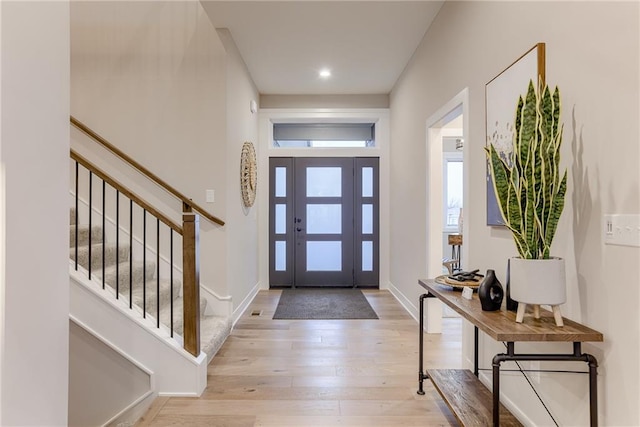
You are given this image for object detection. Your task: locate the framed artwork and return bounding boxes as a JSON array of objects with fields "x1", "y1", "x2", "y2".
[{"x1": 485, "y1": 43, "x2": 545, "y2": 226}]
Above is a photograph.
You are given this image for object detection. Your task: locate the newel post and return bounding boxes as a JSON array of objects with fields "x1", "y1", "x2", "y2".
[{"x1": 182, "y1": 212, "x2": 200, "y2": 357}]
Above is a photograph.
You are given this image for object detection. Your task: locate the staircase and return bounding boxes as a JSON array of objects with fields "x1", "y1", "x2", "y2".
[{"x1": 69, "y1": 206, "x2": 231, "y2": 363}]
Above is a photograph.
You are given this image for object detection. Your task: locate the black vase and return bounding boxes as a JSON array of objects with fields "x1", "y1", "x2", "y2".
[
  {"x1": 505, "y1": 258, "x2": 518, "y2": 312},
  {"x1": 478, "y1": 269, "x2": 504, "y2": 311}
]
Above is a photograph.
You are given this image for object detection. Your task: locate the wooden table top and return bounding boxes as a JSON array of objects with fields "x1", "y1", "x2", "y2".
[{"x1": 419, "y1": 279, "x2": 603, "y2": 343}]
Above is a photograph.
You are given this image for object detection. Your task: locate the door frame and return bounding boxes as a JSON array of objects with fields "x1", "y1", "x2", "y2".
[
  {"x1": 269, "y1": 157, "x2": 379, "y2": 287},
  {"x1": 258, "y1": 108, "x2": 390, "y2": 291},
  {"x1": 424, "y1": 88, "x2": 469, "y2": 335}
]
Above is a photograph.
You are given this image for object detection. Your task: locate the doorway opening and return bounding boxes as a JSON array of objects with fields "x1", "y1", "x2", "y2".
[
  {"x1": 424, "y1": 88, "x2": 469, "y2": 332},
  {"x1": 269, "y1": 157, "x2": 379, "y2": 288},
  {"x1": 442, "y1": 123, "x2": 464, "y2": 275}
]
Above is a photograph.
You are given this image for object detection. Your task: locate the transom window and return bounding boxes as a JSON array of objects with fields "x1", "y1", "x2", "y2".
[{"x1": 273, "y1": 123, "x2": 375, "y2": 148}]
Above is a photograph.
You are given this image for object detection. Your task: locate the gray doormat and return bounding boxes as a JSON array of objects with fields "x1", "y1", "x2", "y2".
[{"x1": 273, "y1": 288, "x2": 379, "y2": 320}]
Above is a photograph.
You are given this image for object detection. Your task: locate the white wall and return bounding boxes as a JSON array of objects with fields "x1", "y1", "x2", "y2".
[
  {"x1": 69, "y1": 320, "x2": 151, "y2": 427},
  {"x1": 70, "y1": 1, "x2": 230, "y2": 301},
  {"x1": 0, "y1": 2, "x2": 70, "y2": 425},
  {"x1": 216, "y1": 28, "x2": 261, "y2": 315},
  {"x1": 390, "y1": 2, "x2": 639, "y2": 426}
]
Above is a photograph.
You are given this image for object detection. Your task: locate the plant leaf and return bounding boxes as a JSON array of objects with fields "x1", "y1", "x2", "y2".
[{"x1": 490, "y1": 78, "x2": 567, "y2": 259}]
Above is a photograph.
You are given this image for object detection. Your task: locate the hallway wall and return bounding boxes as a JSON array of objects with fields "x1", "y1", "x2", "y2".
[
  {"x1": 0, "y1": 2, "x2": 70, "y2": 425},
  {"x1": 216, "y1": 28, "x2": 261, "y2": 314},
  {"x1": 390, "y1": 2, "x2": 639, "y2": 425}
]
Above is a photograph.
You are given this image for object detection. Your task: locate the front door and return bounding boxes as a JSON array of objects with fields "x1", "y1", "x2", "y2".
[{"x1": 269, "y1": 157, "x2": 379, "y2": 287}]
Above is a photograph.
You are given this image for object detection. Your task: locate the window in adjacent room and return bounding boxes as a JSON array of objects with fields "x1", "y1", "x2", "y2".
[{"x1": 443, "y1": 148, "x2": 463, "y2": 230}]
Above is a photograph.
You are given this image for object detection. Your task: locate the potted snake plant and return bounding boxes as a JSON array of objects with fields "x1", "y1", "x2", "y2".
[{"x1": 485, "y1": 78, "x2": 567, "y2": 325}]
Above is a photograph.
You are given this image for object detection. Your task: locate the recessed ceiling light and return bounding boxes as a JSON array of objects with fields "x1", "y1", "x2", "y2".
[{"x1": 319, "y1": 69, "x2": 331, "y2": 79}]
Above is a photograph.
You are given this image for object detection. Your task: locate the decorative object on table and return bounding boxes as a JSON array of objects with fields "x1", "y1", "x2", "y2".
[
  {"x1": 447, "y1": 234, "x2": 463, "y2": 271},
  {"x1": 435, "y1": 270, "x2": 484, "y2": 289},
  {"x1": 442, "y1": 259, "x2": 458, "y2": 276},
  {"x1": 435, "y1": 275, "x2": 479, "y2": 289},
  {"x1": 240, "y1": 141, "x2": 257, "y2": 207},
  {"x1": 485, "y1": 43, "x2": 545, "y2": 226},
  {"x1": 485, "y1": 70, "x2": 567, "y2": 327},
  {"x1": 478, "y1": 269, "x2": 504, "y2": 311},
  {"x1": 504, "y1": 258, "x2": 518, "y2": 312},
  {"x1": 448, "y1": 269, "x2": 483, "y2": 283}
]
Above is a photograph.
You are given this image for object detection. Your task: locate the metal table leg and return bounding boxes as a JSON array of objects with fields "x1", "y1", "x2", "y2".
[
  {"x1": 417, "y1": 293, "x2": 434, "y2": 395},
  {"x1": 474, "y1": 326, "x2": 479, "y2": 377},
  {"x1": 491, "y1": 342, "x2": 599, "y2": 426},
  {"x1": 587, "y1": 353, "x2": 599, "y2": 427}
]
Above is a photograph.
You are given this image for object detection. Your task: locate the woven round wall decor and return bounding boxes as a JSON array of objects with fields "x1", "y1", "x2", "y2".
[{"x1": 240, "y1": 141, "x2": 257, "y2": 207}]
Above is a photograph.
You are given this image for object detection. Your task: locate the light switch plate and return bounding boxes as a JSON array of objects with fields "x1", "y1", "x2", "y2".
[
  {"x1": 206, "y1": 189, "x2": 215, "y2": 203},
  {"x1": 604, "y1": 214, "x2": 640, "y2": 247}
]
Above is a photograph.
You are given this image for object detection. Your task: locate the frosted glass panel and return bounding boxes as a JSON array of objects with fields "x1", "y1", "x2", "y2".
[
  {"x1": 307, "y1": 241, "x2": 341, "y2": 271},
  {"x1": 307, "y1": 167, "x2": 341, "y2": 197},
  {"x1": 362, "y1": 241, "x2": 373, "y2": 271},
  {"x1": 275, "y1": 167, "x2": 286, "y2": 197},
  {"x1": 275, "y1": 204, "x2": 286, "y2": 234},
  {"x1": 307, "y1": 204, "x2": 341, "y2": 234},
  {"x1": 275, "y1": 241, "x2": 286, "y2": 271},
  {"x1": 362, "y1": 167, "x2": 373, "y2": 197},
  {"x1": 362, "y1": 204, "x2": 373, "y2": 234}
]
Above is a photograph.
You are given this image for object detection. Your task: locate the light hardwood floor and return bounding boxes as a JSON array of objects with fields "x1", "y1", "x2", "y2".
[{"x1": 137, "y1": 289, "x2": 462, "y2": 426}]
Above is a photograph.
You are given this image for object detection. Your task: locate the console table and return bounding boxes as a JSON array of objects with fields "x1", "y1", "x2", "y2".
[{"x1": 417, "y1": 279, "x2": 604, "y2": 427}]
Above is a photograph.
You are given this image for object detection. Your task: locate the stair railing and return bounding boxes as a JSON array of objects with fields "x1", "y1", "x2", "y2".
[
  {"x1": 71, "y1": 149, "x2": 206, "y2": 357},
  {"x1": 70, "y1": 116, "x2": 224, "y2": 226}
]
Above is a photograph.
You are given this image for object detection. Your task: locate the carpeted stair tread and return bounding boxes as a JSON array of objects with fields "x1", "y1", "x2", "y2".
[
  {"x1": 70, "y1": 243, "x2": 129, "y2": 271},
  {"x1": 131, "y1": 278, "x2": 182, "y2": 315},
  {"x1": 70, "y1": 224, "x2": 103, "y2": 247},
  {"x1": 144, "y1": 303, "x2": 229, "y2": 363},
  {"x1": 200, "y1": 315, "x2": 233, "y2": 363},
  {"x1": 103, "y1": 260, "x2": 156, "y2": 294},
  {"x1": 159, "y1": 296, "x2": 208, "y2": 336}
]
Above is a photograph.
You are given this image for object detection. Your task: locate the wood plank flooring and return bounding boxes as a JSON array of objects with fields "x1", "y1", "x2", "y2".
[{"x1": 137, "y1": 289, "x2": 462, "y2": 426}]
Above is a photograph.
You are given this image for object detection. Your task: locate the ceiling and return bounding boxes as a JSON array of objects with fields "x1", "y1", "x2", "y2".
[{"x1": 201, "y1": 1, "x2": 444, "y2": 95}]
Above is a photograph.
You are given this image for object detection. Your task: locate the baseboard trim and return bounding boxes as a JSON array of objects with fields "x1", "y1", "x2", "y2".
[
  {"x1": 387, "y1": 281, "x2": 419, "y2": 322},
  {"x1": 387, "y1": 280, "x2": 442, "y2": 333},
  {"x1": 232, "y1": 282, "x2": 261, "y2": 326},
  {"x1": 103, "y1": 390, "x2": 155, "y2": 427}
]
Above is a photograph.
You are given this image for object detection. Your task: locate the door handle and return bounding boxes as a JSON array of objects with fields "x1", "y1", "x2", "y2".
[{"x1": 296, "y1": 227, "x2": 303, "y2": 232}]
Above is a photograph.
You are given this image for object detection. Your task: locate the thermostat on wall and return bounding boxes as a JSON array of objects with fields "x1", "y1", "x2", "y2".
[{"x1": 250, "y1": 100, "x2": 258, "y2": 114}]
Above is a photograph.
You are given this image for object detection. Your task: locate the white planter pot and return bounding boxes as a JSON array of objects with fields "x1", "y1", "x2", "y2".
[{"x1": 509, "y1": 257, "x2": 566, "y2": 305}]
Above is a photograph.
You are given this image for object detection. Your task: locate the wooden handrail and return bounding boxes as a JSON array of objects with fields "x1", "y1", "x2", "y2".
[
  {"x1": 70, "y1": 116, "x2": 225, "y2": 226},
  {"x1": 71, "y1": 150, "x2": 183, "y2": 234}
]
